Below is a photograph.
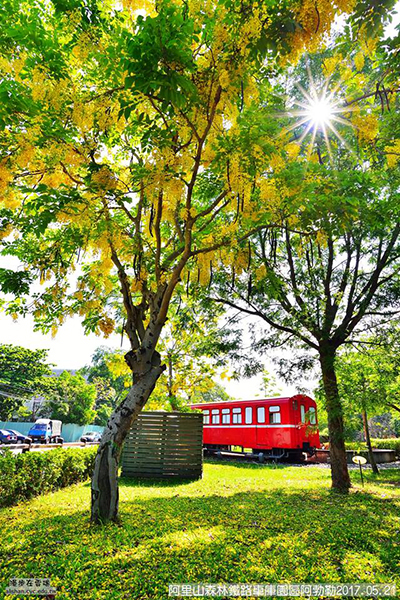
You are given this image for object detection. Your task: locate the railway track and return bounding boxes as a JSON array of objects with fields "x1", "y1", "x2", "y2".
[{"x1": 205, "y1": 449, "x2": 311, "y2": 465}]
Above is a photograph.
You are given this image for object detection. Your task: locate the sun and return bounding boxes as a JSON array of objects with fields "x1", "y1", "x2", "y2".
[
  {"x1": 284, "y1": 73, "x2": 353, "y2": 163},
  {"x1": 305, "y1": 95, "x2": 335, "y2": 129}
]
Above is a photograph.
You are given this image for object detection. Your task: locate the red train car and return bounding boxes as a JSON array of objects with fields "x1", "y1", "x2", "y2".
[{"x1": 190, "y1": 395, "x2": 320, "y2": 460}]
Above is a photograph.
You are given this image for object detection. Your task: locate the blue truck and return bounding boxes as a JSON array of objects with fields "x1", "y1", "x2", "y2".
[{"x1": 28, "y1": 419, "x2": 63, "y2": 444}]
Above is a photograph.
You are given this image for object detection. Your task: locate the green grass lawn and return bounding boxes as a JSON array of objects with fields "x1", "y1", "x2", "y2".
[{"x1": 1, "y1": 461, "x2": 399, "y2": 599}]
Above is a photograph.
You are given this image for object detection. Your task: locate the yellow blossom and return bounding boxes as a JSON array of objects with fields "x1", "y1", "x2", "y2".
[
  {"x1": 323, "y1": 55, "x2": 342, "y2": 77},
  {"x1": 98, "y1": 316, "x2": 115, "y2": 337},
  {"x1": 16, "y1": 144, "x2": 35, "y2": 168},
  {"x1": 352, "y1": 113, "x2": 378, "y2": 142},
  {"x1": 0, "y1": 163, "x2": 13, "y2": 193},
  {"x1": 385, "y1": 140, "x2": 400, "y2": 169},
  {"x1": 219, "y1": 69, "x2": 230, "y2": 90},
  {"x1": 316, "y1": 230, "x2": 328, "y2": 247},
  {"x1": 0, "y1": 190, "x2": 20, "y2": 210},
  {"x1": 91, "y1": 167, "x2": 118, "y2": 191},
  {"x1": 0, "y1": 224, "x2": 12, "y2": 239},
  {"x1": 286, "y1": 143, "x2": 301, "y2": 160},
  {"x1": 354, "y1": 51, "x2": 365, "y2": 72},
  {"x1": 72, "y1": 101, "x2": 95, "y2": 132},
  {"x1": 269, "y1": 154, "x2": 285, "y2": 173},
  {"x1": 31, "y1": 67, "x2": 47, "y2": 102}
]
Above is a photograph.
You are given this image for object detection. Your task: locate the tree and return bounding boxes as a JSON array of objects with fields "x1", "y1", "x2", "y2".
[
  {"x1": 103, "y1": 300, "x2": 255, "y2": 410},
  {"x1": 260, "y1": 369, "x2": 282, "y2": 397},
  {"x1": 215, "y1": 175, "x2": 400, "y2": 490},
  {"x1": 369, "y1": 413, "x2": 400, "y2": 438},
  {"x1": 83, "y1": 346, "x2": 127, "y2": 403},
  {"x1": 190, "y1": 381, "x2": 232, "y2": 404},
  {"x1": 0, "y1": 0, "x2": 385, "y2": 519},
  {"x1": 335, "y1": 333, "x2": 400, "y2": 471},
  {"x1": 82, "y1": 346, "x2": 129, "y2": 425},
  {"x1": 336, "y1": 350, "x2": 381, "y2": 473},
  {"x1": 0, "y1": 344, "x2": 53, "y2": 420},
  {"x1": 212, "y1": 41, "x2": 400, "y2": 491},
  {"x1": 91, "y1": 378, "x2": 118, "y2": 426},
  {"x1": 40, "y1": 371, "x2": 97, "y2": 425}
]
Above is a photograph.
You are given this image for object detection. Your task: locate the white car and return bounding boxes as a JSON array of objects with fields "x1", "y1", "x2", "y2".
[{"x1": 80, "y1": 432, "x2": 102, "y2": 443}]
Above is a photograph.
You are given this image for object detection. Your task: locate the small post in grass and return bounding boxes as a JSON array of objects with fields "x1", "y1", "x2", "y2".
[{"x1": 352, "y1": 455, "x2": 367, "y2": 487}]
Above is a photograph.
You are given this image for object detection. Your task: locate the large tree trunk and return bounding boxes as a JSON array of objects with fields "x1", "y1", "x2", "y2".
[
  {"x1": 362, "y1": 403, "x2": 379, "y2": 475},
  {"x1": 319, "y1": 345, "x2": 351, "y2": 492},
  {"x1": 91, "y1": 351, "x2": 164, "y2": 523}
]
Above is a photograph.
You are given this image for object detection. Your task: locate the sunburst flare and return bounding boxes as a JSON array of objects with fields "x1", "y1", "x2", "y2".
[{"x1": 285, "y1": 74, "x2": 354, "y2": 163}]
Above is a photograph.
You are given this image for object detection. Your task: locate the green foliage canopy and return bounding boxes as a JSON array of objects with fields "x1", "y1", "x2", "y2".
[
  {"x1": 0, "y1": 343, "x2": 53, "y2": 420},
  {"x1": 40, "y1": 371, "x2": 97, "y2": 425}
]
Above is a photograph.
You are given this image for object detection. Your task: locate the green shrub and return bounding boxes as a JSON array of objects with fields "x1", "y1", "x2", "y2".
[
  {"x1": 370, "y1": 438, "x2": 400, "y2": 456},
  {"x1": 0, "y1": 446, "x2": 97, "y2": 507},
  {"x1": 345, "y1": 441, "x2": 367, "y2": 452},
  {"x1": 346, "y1": 438, "x2": 400, "y2": 457}
]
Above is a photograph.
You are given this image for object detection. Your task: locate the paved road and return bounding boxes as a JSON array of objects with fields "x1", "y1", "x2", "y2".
[{"x1": 0, "y1": 442, "x2": 99, "y2": 454}]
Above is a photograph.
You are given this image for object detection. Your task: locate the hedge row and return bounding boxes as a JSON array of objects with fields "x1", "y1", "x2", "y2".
[
  {"x1": 346, "y1": 438, "x2": 400, "y2": 457},
  {"x1": 0, "y1": 446, "x2": 97, "y2": 508}
]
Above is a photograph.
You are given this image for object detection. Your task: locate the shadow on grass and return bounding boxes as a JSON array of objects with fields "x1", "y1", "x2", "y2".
[
  {"x1": 116, "y1": 460, "x2": 309, "y2": 490},
  {"x1": 1, "y1": 481, "x2": 399, "y2": 599},
  {"x1": 119, "y1": 476, "x2": 203, "y2": 489},
  {"x1": 204, "y1": 457, "x2": 294, "y2": 469}
]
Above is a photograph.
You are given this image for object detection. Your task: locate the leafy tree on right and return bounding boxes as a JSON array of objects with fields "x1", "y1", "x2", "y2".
[
  {"x1": 212, "y1": 44, "x2": 400, "y2": 492},
  {"x1": 334, "y1": 331, "x2": 400, "y2": 472}
]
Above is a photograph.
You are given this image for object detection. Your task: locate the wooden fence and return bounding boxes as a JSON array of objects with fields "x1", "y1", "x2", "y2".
[{"x1": 121, "y1": 411, "x2": 203, "y2": 479}]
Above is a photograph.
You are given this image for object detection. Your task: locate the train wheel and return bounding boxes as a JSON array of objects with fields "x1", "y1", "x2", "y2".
[{"x1": 258, "y1": 452, "x2": 265, "y2": 464}]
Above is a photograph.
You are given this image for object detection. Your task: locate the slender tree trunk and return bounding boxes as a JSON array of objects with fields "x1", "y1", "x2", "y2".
[
  {"x1": 319, "y1": 345, "x2": 351, "y2": 492},
  {"x1": 91, "y1": 352, "x2": 165, "y2": 523},
  {"x1": 362, "y1": 402, "x2": 379, "y2": 475},
  {"x1": 166, "y1": 353, "x2": 179, "y2": 410},
  {"x1": 167, "y1": 353, "x2": 173, "y2": 396}
]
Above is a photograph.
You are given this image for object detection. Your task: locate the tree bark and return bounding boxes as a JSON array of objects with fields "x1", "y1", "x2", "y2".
[
  {"x1": 319, "y1": 345, "x2": 351, "y2": 492},
  {"x1": 167, "y1": 352, "x2": 173, "y2": 396},
  {"x1": 166, "y1": 352, "x2": 179, "y2": 410},
  {"x1": 362, "y1": 403, "x2": 379, "y2": 475},
  {"x1": 91, "y1": 352, "x2": 165, "y2": 523}
]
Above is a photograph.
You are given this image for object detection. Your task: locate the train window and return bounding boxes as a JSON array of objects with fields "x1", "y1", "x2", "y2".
[
  {"x1": 203, "y1": 410, "x2": 210, "y2": 425},
  {"x1": 300, "y1": 405, "x2": 305, "y2": 423},
  {"x1": 232, "y1": 408, "x2": 242, "y2": 424},
  {"x1": 269, "y1": 406, "x2": 281, "y2": 424},
  {"x1": 222, "y1": 408, "x2": 230, "y2": 424},
  {"x1": 292, "y1": 400, "x2": 298, "y2": 411},
  {"x1": 257, "y1": 407, "x2": 265, "y2": 423},
  {"x1": 211, "y1": 409, "x2": 220, "y2": 424},
  {"x1": 245, "y1": 407, "x2": 252, "y2": 424},
  {"x1": 309, "y1": 407, "x2": 316, "y2": 424}
]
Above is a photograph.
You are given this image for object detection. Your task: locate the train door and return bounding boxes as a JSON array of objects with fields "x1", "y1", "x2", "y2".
[
  {"x1": 255, "y1": 406, "x2": 267, "y2": 448},
  {"x1": 294, "y1": 398, "x2": 316, "y2": 450},
  {"x1": 290, "y1": 398, "x2": 303, "y2": 449},
  {"x1": 298, "y1": 401, "x2": 308, "y2": 446}
]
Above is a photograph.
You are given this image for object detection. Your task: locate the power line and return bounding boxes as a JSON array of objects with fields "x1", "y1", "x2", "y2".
[{"x1": 0, "y1": 389, "x2": 30, "y2": 402}]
